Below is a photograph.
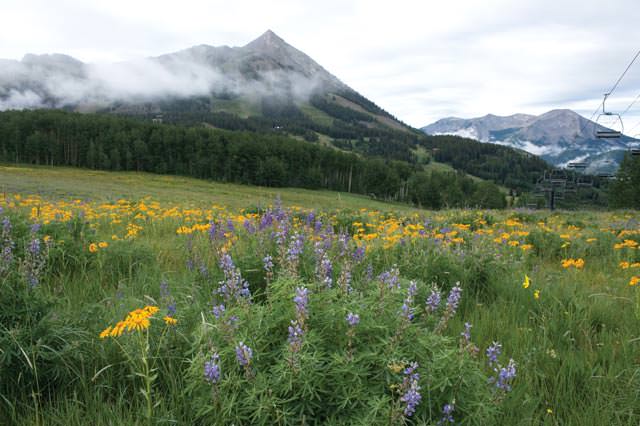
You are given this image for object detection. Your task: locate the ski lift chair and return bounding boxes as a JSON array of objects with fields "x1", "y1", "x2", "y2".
[{"x1": 595, "y1": 94, "x2": 623, "y2": 139}]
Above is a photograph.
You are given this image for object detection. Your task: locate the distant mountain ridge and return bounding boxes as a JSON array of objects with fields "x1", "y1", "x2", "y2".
[{"x1": 422, "y1": 109, "x2": 639, "y2": 173}]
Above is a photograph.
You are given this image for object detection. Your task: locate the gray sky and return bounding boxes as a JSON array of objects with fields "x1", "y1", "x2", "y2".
[{"x1": 2, "y1": 0, "x2": 640, "y2": 130}]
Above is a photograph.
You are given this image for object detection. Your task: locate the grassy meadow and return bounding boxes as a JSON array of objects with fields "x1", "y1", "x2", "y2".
[{"x1": 1, "y1": 165, "x2": 639, "y2": 425}]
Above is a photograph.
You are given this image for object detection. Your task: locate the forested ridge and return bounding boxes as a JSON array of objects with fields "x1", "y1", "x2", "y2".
[
  {"x1": 420, "y1": 135, "x2": 552, "y2": 191},
  {"x1": 0, "y1": 109, "x2": 507, "y2": 208}
]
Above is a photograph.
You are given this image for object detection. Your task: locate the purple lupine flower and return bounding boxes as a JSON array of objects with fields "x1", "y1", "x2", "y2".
[
  {"x1": 220, "y1": 253, "x2": 235, "y2": 273},
  {"x1": 204, "y1": 353, "x2": 221, "y2": 384},
  {"x1": 226, "y1": 218, "x2": 235, "y2": 233},
  {"x1": 400, "y1": 281, "x2": 418, "y2": 321},
  {"x1": 337, "y1": 232, "x2": 350, "y2": 257},
  {"x1": 314, "y1": 220, "x2": 323, "y2": 234},
  {"x1": 365, "y1": 263, "x2": 374, "y2": 282},
  {"x1": 235, "y1": 342, "x2": 253, "y2": 367},
  {"x1": 30, "y1": 223, "x2": 41, "y2": 234},
  {"x1": 293, "y1": 287, "x2": 309, "y2": 320},
  {"x1": 486, "y1": 342, "x2": 502, "y2": 367},
  {"x1": 2, "y1": 217, "x2": 12, "y2": 235},
  {"x1": 495, "y1": 359, "x2": 517, "y2": 392},
  {"x1": 400, "y1": 362, "x2": 421, "y2": 417},
  {"x1": 274, "y1": 226, "x2": 288, "y2": 247},
  {"x1": 305, "y1": 211, "x2": 315, "y2": 227},
  {"x1": 317, "y1": 253, "x2": 333, "y2": 288},
  {"x1": 425, "y1": 288, "x2": 442, "y2": 314},
  {"x1": 263, "y1": 255, "x2": 274, "y2": 272},
  {"x1": 28, "y1": 238, "x2": 41, "y2": 256},
  {"x1": 167, "y1": 302, "x2": 177, "y2": 316},
  {"x1": 461, "y1": 322, "x2": 472, "y2": 345},
  {"x1": 160, "y1": 279, "x2": 177, "y2": 316},
  {"x1": 288, "y1": 320, "x2": 304, "y2": 352},
  {"x1": 445, "y1": 284, "x2": 462, "y2": 314},
  {"x1": 208, "y1": 221, "x2": 217, "y2": 241},
  {"x1": 23, "y1": 234, "x2": 46, "y2": 288},
  {"x1": 217, "y1": 254, "x2": 251, "y2": 303},
  {"x1": 339, "y1": 268, "x2": 353, "y2": 293},
  {"x1": 243, "y1": 219, "x2": 256, "y2": 235},
  {"x1": 198, "y1": 262, "x2": 209, "y2": 279},
  {"x1": 1, "y1": 217, "x2": 15, "y2": 276},
  {"x1": 212, "y1": 304, "x2": 226, "y2": 320},
  {"x1": 346, "y1": 312, "x2": 360, "y2": 326},
  {"x1": 352, "y1": 246, "x2": 365, "y2": 263},
  {"x1": 259, "y1": 211, "x2": 274, "y2": 231},
  {"x1": 286, "y1": 233, "x2": 305, "y2": 264},
  {"x1": 378, "y1": 267, "x2": 400, "y2": 290},
  {"x1": 437, "y1": 403, "x2": 455, "y2": 425},
  {"x1": 274, "y1": 196, "x2": 284, "y2": 218}
]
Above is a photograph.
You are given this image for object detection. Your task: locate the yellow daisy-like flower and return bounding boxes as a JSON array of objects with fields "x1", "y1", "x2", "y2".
[
  {"x1": 522, "y1": 274, "x2": 531, "y2": 289},
  {"x1": 144, "y1": 305, "x2": 160, "y2": 316},
  {"x1": 163, "y1": 316, "x2": 177, "y2": 326},
  {"x1": 110, "y1": 321, "x2": 127, "y2": 337},
  {"x1": 98, "y1": 241, "x2": 109, "y2": 248},
  {"x1": 89, "y1": 243, "x2": 98, "y2": 253},
  {"x1": 534, "y1": 290, "x2": 540, "y2": 300},
  {"x1": 99, "y1": 326, "x2": 112, "y2": 339},
  {"x1": 125, "y1": 312, "x2": 151, "y2": 331},
  {"x1": 629, "y1": 276, "x2": 640, "y2": 287}
]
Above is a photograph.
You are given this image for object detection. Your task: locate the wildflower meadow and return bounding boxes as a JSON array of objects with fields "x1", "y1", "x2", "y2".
[{"x1": 0, "y1": 168, "x2": 639, "y2": 425}]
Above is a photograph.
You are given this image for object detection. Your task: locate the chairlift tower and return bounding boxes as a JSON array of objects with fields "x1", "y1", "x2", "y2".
[{"x1": 534, "y1": 170, "x2": 571, "y2": 210}]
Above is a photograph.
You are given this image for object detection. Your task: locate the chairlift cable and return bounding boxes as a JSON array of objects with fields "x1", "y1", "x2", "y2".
[
  {"x1": 603, "y1": 48, "x2": 640, "y2": 99},
  {"x1": 581, "y1": 48, "x2": 640, "y2": 130},
  {"x1": 620, "y1": 92, "x2": 640, "y2": 117}
]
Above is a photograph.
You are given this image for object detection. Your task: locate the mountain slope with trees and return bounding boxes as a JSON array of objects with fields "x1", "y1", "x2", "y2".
[{"x1": 0, "y1": 109, "x2": 509, "y2": 208}]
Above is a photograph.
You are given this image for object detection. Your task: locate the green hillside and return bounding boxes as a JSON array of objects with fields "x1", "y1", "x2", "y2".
[{"x1": 0, "y1": 164, "x2": 419, "y2": 212}]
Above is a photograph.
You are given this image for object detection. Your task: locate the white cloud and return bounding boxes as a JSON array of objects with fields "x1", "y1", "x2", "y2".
[{"x1": 1, "y1": 0, "x2": 640, "y2": 128}]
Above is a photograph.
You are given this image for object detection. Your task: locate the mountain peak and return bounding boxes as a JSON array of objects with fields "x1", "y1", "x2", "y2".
[{"x1": 245, "y1": 29, "x2": 287, "y2": 51}]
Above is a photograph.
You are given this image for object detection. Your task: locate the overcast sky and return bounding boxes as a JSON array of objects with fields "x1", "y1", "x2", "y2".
[{"x1": 2, "y1": 0, "x2": 640, "y2": 130}]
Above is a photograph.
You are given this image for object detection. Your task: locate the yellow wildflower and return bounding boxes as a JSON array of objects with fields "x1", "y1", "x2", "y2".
[
  {"x1": 534, "y1": 289, "x2": 540, "y2": 300},
  {"x1": 163, "y1": 316, "x2": 177, "y2": 326},
  {"x1": 89, "y1": 243, "x2": 98, "y2": 253},
  {"x1": 110, "y1": 321, "x2": 127, "y2": 337},
  {"x1": 143, "y1": 305, "x2": 160, "y2": 316},
  {"x1": 98, "y1": 241, "x2": 109, "y2": 248},
  {"x1": 99, "y1": 326, "x2": 112, "y2": 339},
  {"x1": 629, "y1": 276, "x2": 640, "y2": 287},
  {"x1": 126, "y1": 315, "x2": 150, "y2": 332},
  {"x1": 523, "y1": 274, "x2": 531, "y2": 289}
]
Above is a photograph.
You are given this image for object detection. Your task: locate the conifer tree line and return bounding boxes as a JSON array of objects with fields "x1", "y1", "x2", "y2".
[
  {"x1": 0, "y1": 110, "x2": 507, "y2": 208},
  {"x1": 609, "y1": 154, "x2": 640, "y2": 209}
]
